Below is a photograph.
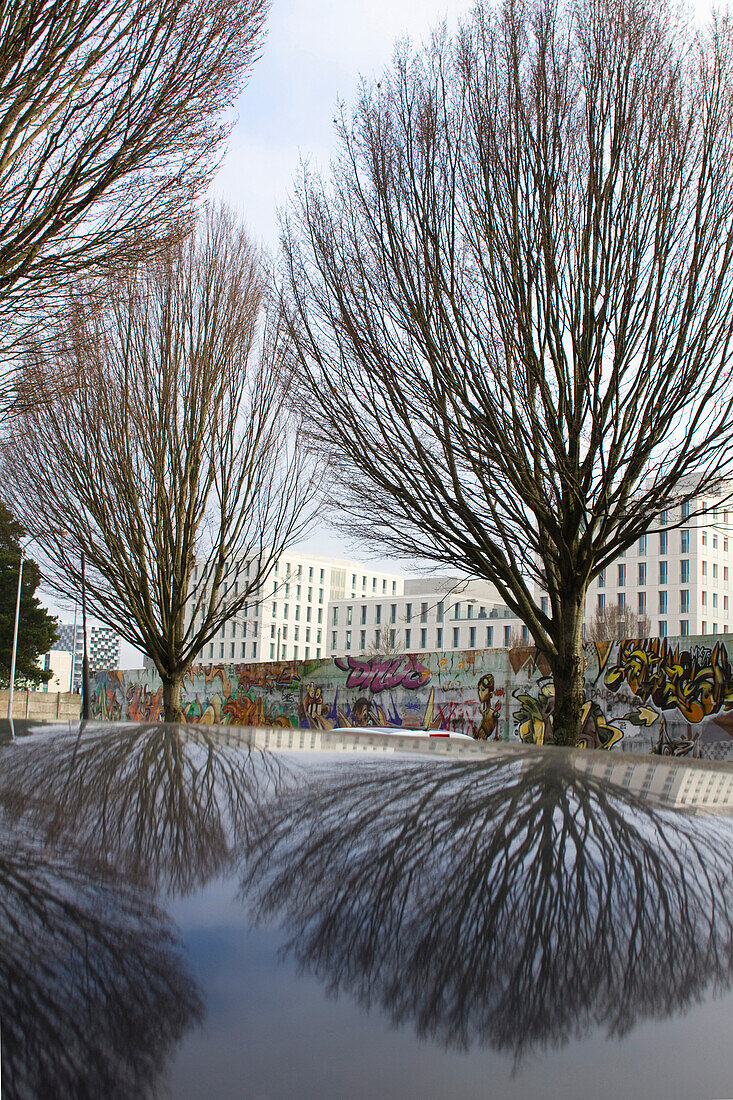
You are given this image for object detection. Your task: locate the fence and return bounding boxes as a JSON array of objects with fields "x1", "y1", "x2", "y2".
[{"x1": 0, "y1": 690, "x2": 81, "y2": 721}]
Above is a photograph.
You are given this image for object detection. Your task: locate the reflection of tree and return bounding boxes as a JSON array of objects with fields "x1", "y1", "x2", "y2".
[
  {"x1": 0, "y1": 813, "x2": 202, "y2": 1100},
  {"x1": 0, "y1": 723, "x2": 277, "y2": 895},
  {"x1": 244, "y1": 753, "x2": 733, "y2": 1062}
]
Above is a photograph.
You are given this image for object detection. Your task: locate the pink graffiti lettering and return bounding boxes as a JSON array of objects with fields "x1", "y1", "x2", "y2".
[{"x1": 334, "y1": 655, "x2": 431, "y2": 694}]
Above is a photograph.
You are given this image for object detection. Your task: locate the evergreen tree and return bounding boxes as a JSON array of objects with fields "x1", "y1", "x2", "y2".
[{"x1": 0, "y1": 503, "x2": 57, "y2": 687}]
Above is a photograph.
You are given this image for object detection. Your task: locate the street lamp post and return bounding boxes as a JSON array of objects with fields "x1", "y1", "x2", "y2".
[
  {"x1": 81, "y1": 551, "x2": 90, "y2": 720},
  {"x1": 6, "y1": 547, "x2": 24, "y2": 721}
]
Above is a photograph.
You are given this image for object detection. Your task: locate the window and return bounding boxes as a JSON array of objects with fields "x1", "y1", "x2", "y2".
[
  {"x1": 293, "y1": 645, "x2": 298, "y2": 659},
  {"x1": 209, "y1": 643, "x2": 214, "y2": 658},
  {"x1": 360, "y1": 606, "x2": 367, "y2": 625},
  {"x1": 320, "y1": 569, "x2": 324, "y2": 581},
  {"x1": 702, "y1": 561, "x2": 707, "y2": 576},
  {"x1": 405, "y1": 628, "x2": 411, "y2": 648},
  {"x1": 317, "y1": 629, "x2": 321, "y2": 643},
  {"x1": 682, "y1": 501, "x2": 690, "y2": 520},
  {"x1": 703, "y1": 620, "x2": 708, "y2": 633},
  {"x1": 272, "y1": 602, "x2": 277, "y2": 617},
  {"x1": 659, "y1": 591, "x2": 667, "y2": 614},
  {"x1": 282, "y1": 626, "x2": 287, "y2": 641},
  {"x1": 390, "y1": 604, "x2": 397, "y2": 623},
  {"x1": 220, "y1": 642, "x2": 224, "y2": 658},
  {"x1": 231, "y1": 642, "x2": 235, "y2": 659},
  {"x1": 392, "y1": 581, "x2": 397, "y2": 594},
  {"x1": 308, "y1": 567, "x2": 313, "y2": 580},
  {"x1": 318, "y1": 609, "x2": 323, "y2": 624},
  {"x1": 681, "y1": 590, "x2": 689, "y2": 613},
  {"x1": 486, "y1": 626, "x2": 493, "y2": 647},
  {"x1": 421, "y1": 628, "x2": 427, "y2": 649},
  {"x1": 296, "y1": 584, "x2": 301, "y2": 597},
  {"x1": 598, "y1": 594, "x2": 605, "y2": 611},
  {"x1": 713, "y1": 593, "x2": 718, "y2": 609},
  {"x1": 405, "y1": 602, "x2": 413, "y2": 622},
  {"x1": 231, "y1": 622, "x2": 237, "y2": 638},
  {"x1": 660, "y1": 531, "x2": 668, "y2": 555},
  {"x1": 660, "y1": 509, "x2": 669, "y2": 524},
  {"x1": 703, "y1": 531, "x2": 708, "y2": 546},
  {"x1": 284, "y1": 603, "x2": 289, "y2": 618},
  {"x1": 375, "y1": 604, "x2": 382, "y2": 624},
  {"x1": 389, "y1": 629, "x2": 395, "y2": 647},
  {"x1": 351, "y1": 574, "x2": 356, "y2": 587},
  {"x1": 305, "y1": 627, "x2": 311, "y2": 642},
  {"x1": 308, "y1": 587, "x2": 312, "y2": 602},
  {"x1": 659, "y1": 561, "x2": 667, "y2": 585},
  {"x1": 437, "y1": 602, "x2": 444, "y2": 622},
  {"x1": 294, "y1": 626, "x2": 299, "y2": 641},
  {"x1": 319, "y1": 589, "x2": 324, "y2": 603},
  {"x1": 681, "y1": 529, "x2": 690, "y2": 553},
  {"x1": 598, "y1": 568, "x2": 606, "y2": 588},
  {"x1": 346, "y1": 606, "x2": 353, "y2": 625},
  {"x1": 285, "y1": 583, "x2": 290, "y2": 596},
  {"x1": 637, "y1": 562, "x2": 645, "y2": 587},
  {"x1": 714, "y1": 535, "x2": 718, "y2": 549},
  {"x1": 270, "y1": 643, "x2": 275, "y2": 659},
  {"x1": 421, "y1": 602, "x2": 428, "y2": 623},
  {"x1": 360, "y1": 630, "x2": 366, "y2": 649},
  {"x1": 453, "y1": 627, "x2": 460, "y2": 647},
  {"x1": 271, "y1": 624, "x2": 276, "y2": 638},
  {"x1": 680, "y1": 620, "x2": 689, "y2": 636},
  {"x1": 295, "y1": 605, "x2": 300, "y2": 621},
  {"x1": 702, "y1": 591, "x2": 708, "y2": 606},
  {"x1": 346, "y1": 631, "x2": 352, "y2": 650},
  {"x1": 714, "y1": 563, "x2": 719, "y2": 579},
  {"x1": 658, "y1": 621, "x2": 667, "y2": 637},
  {"x1": 332, "y1": 607, "x2": 338, "y2": 625},
  {"x1": 522, "y1": 625, "x2": 529, "y2": 643},
  {"x1": 469, "y1": 626, "x2": 476, "y2": 648},
  {"x1": 618, "y1": 563, "x2": 626, "y2": 587},
  {"x1": 437, "y1": 627, "x2": 443, "y2": 647},
  {"x1": 375, "y1": 629, "x2": 381, "y2": 646},
  {"x1": 681, "y1": 560, "x2": 689, "y2": 583},
  {"x1": 252, "y1": 642, "x2": 257, "y2": 659},
  {"x1": 618, "y1": 593, "x2": 626, "y2": 608},
  {"x1": 726, "y1": 539, "x2": 729, "y2": 552},
  {"x1": 639, "y1": 534, "x2": 647, "y2": 555},
  {"x1": 638, "y1": 591, "x2": 646, "y2": 614},
  {"x1": 726, "y1": 596, "x2": 730, "y2": 611},
  {"x1": 331, "y1": 631, "x2": 337, "y2": 649},
  {"x1": 467, "y1": 603, "x2": 474, "y2": 619},
  {"x1": 372, "y1": 578, "x2": 377, "y2": 591},
  {"x1": 726, "y1": 567, "x2": 729, "y2": 582},
  {"x1": 504, "y1": 625, "x2": 511, "y2": 647},
  {"x1": 306, "y1": 606, "x2": 311, "y2": 622},
  {"x1": 541, "y1": 596, "x2": 549, "y2": 615}
]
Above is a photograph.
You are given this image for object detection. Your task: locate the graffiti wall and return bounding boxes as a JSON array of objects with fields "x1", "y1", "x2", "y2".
[{"x1": 90, "y1": 634, "x2": 733, "y2": 759}]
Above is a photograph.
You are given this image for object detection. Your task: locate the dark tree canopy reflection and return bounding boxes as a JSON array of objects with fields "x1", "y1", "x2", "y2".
[
  {"x1": 243, "y1": 752, "x2": 733, "y2": 1061},
  {"x1": 0, "y1": 723, "x2": 277, "y2": 895},
  {"x1": 0, "y1": 813, "x2": 202, "y2": 1100}
]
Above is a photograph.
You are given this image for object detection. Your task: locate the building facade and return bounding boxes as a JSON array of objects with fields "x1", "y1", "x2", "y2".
[
  {"x1": 197, "y1": 551, "x2": 405, "y2": 665},
  {"x1": 328, "y1": 576, "x2": 526, "y2": 658},
  {"x1": 44, "y1": 622, "x2": 121, "y2": 691},
  {"x1": 585, "y1": 494, "x2": 733, "y2": 638}
]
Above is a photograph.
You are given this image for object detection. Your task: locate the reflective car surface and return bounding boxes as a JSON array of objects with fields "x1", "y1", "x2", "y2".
[{"x1": 1, "y1": 719, "x2": 732, "y2": 1100}]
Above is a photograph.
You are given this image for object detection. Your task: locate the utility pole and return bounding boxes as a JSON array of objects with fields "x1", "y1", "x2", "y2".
[
  {"x1": 81, "y1": 552, "x2": 90, "y2": 720},
  {"x1": 7, "y1": 547, "x2": 24, "y2": 720}
]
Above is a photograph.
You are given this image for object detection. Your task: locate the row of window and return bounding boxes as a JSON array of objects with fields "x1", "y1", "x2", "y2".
[
  {"x1": 331, "y1": 599, "x2": 501, "y2": 628},
  {"x1": 600, "y1": 560, "x2": 730, "y2": 587},
  {"x1": 271, "y1": 602, "x2": 323, "y2": 623},
  {"x1": 271, "y1": 582, "x2": 325, "y2": 604},
  {"x1": 615, "y1": 528, "x2": 730, "y2": 558},
  {"x1": 597, "y1": 590, "x2": 729, "y2": 614},
  {"x1": 332, "y1": 623, "x2": 526, "y2": 652}
]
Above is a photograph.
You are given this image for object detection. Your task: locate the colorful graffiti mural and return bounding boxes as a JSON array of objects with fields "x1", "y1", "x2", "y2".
[{"x1": 90, "y1": 636, "x2": 733, "y2": 758}]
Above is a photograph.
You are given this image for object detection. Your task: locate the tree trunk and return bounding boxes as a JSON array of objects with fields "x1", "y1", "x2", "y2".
[
  {"x1": 548, "y1": 594, "x2": 586, "y2": 747},
  {"x1": 162, "y1": 674, "x2": 185, "y2": 724}
]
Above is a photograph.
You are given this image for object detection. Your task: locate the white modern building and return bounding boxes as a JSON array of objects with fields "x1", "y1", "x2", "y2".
[
  {"x1": 328, "y1": 576, "x2": 526, "y2": 658},
  {"x1": 585, "y1": 493, "x2": 733, "y2": 638},
  {"x1": 197, "y1": 551, "x2": 405, "y2": 664}
]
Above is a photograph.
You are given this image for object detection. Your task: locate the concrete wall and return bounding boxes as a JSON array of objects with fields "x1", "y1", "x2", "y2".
[
  {"x1": 0, "y1": 690, "x2": 81, "y2": 721},
  {"x1": 89, "y1": 634, "x2": 733, "y2": 760}
]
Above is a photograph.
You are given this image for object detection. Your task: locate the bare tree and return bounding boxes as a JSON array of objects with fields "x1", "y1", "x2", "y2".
[
  {"x1": 3, "y1": 208, "x2": 318, "y2": 721},
  {"x1": 0, "y1": 0, "x2": 268, "y2": 417},
  {"x1": 366, "y1": 626, "x2": 406, "y2": 657},
  {"x1": 281, "y1": 0, "x2": 733, "y2": 744},
  {"x1": 585, "y1": 603, "x2": 651, "y2": 642}
]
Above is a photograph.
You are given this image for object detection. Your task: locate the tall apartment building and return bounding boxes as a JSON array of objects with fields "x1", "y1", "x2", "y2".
[
  {"x1": 44, "y1": 622, "x2": 121, "y2": 691},
  {"x1": 329, "y1": 577, "x2": 526, "y2": 657},
  {"x1": 585, "y1": 493, "x2": 733, "y2": 638},
  {"x1": 197, "y1": 550, "x2": 405, "y2": 664}
]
